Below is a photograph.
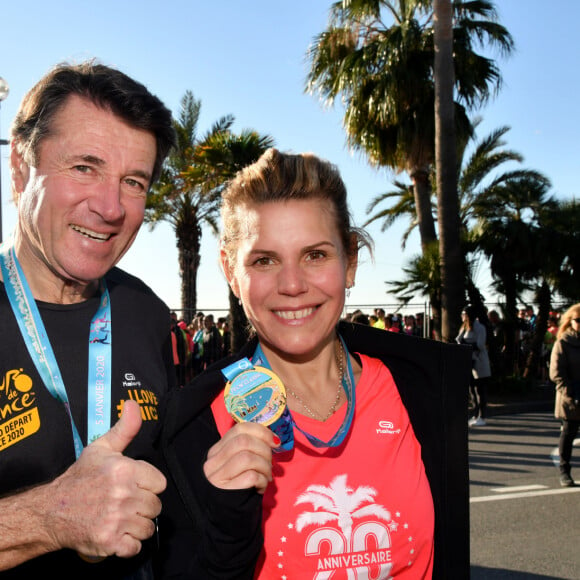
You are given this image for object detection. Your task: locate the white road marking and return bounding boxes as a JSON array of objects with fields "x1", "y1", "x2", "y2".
[
  {"x1": 471, "y1": 487, "x2": 580, "y2": 503},
  {"x1": 489, "y1": 484, "x2": 547, "y2": 493}
]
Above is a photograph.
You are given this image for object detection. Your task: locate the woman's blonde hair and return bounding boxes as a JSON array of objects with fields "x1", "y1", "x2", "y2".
[
  {"x1": 220, "y1": 148, "x2": 372, "y2": 265},
  {"x1": 556, "y1": 303, "x2": 580, "y2": 340}
]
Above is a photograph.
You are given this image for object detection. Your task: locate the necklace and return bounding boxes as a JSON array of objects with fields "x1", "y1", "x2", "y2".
[{"x1": 286, "y1": 340, "x2": 345, "y2": 421}]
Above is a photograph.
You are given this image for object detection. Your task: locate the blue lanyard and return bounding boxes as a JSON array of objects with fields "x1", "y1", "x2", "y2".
[
  {"x1": 253, "y1": 335, "x2": 356, "y2": 448},
  {"x1": 0, "y1": 243, "x2": 112, "y2": 458}
]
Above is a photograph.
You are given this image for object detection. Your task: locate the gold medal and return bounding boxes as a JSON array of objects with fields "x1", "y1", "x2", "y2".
[
  {"x1": 225, "y1": 366, "x2": 287, "y2": 425},
  {"x1": 224, "y1": 364, "x2": 294, "y2": 451}
]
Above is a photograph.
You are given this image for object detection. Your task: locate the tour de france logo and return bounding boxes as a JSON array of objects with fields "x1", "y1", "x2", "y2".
[{"x1": 0, "y1": 369, "x2": 40, "y2": 451}]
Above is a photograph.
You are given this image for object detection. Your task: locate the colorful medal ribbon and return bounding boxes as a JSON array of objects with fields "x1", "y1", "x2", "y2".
[
  {"x1": 252, "y1": 335, "x2": 356, "y2": 449},
  {"x1": 0, "y1": 243, "x2": 112, "y2": 458},
  {"x1": 221, "y1": 358, "x2": 294, "y2": 452}
]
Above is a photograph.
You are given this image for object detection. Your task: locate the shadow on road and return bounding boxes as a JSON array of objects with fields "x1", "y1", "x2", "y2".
[{"x1": 471, "y1": 566, "x2": 568, "y2": 579}]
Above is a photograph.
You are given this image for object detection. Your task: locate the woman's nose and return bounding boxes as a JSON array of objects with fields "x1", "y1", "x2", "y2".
[{"x1": 277, "y1": 263, "x2": 308, "y2": 295}]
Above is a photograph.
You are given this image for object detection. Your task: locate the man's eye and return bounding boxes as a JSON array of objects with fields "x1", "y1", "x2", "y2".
[
  {"x1": 124, "y1": 178, "x2": 146, "y2": 191},
  {"x1": 253, "y1": 256, "x2": 274, "y2": 266},
  {"x1": 73, "y1": 164, "x2": 92, "y2": 174}
]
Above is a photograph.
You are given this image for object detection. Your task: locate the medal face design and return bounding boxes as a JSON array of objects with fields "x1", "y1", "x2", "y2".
[
  {"x1": 224, "y1": 365, "x2": 293, "y2": 451},
  {"x1": 224, "y1": 366, "x2": 286, "y2": 425}
]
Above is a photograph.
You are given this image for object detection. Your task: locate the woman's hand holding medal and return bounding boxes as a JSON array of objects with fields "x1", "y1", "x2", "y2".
[
  {"x1": 206, "y1": 359, "x2": 294, "y2": 494},
  {"x1": 204, "y1": 422, "x2": 279, "y2": 494}
]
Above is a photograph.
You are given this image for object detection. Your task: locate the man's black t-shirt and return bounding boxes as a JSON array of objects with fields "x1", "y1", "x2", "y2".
[{"x1": 0, "y1": 267, "x2": 175, "y2": 578}]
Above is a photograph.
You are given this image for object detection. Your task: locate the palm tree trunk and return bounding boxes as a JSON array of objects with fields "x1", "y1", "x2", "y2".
[
  {"x1": 177, "y1": 218, "x2": 202, "y2": 320},
  {"x1": 409, "y1": 168, "x2": 442, "y2": 339},
  {"x1": 410, "y1": 168, "x2": 437, "y2": 252},
  {"x1": 434, "y1": 0, "x2": 464, "y2": 343}
]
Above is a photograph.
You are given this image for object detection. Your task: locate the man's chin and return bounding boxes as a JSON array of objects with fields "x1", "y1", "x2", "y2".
[{"x1": 59, "y1": 262, "x2": 115, "y2": 287}]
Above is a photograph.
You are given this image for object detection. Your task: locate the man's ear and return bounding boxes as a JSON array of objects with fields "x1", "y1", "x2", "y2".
[
  {"x1": 10, "y1": 142, "x2": 30, "y2": 202},
  {"x1": 220, "y1": 247, "x2": 240, "y2": 298}
]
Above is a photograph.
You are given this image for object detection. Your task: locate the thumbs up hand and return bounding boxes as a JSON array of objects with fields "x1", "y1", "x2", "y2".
[{"x1": 44, "y1": 400, "x2": 166, "y2": 560}]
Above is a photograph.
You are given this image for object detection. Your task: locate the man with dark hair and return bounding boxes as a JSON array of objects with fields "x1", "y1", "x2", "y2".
[{"x1": 0, "y1": 60, "x2": 176, "y2": 578}]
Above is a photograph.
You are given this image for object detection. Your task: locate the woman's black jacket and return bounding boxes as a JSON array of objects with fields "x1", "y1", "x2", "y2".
[{"x1": 154, "y1": 322, "x2": 472, "y2": 579}]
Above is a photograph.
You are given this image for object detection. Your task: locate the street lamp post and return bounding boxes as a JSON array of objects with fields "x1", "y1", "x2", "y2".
[{"x1": 0, "y1": 76, "x2": 9, "y2": 244}]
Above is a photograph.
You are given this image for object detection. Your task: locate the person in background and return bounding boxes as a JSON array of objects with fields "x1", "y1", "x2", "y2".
[
  {"x1": 525, "y1": 304, "x2": 537, "y2": 331},
  {"x1": 184, "y1": 318, "x2": 199, "y2": 379},
  {"x1": 487, "y1": 309, "x2": 506, "y2": 377},
  {"x1": 170, "y1": 311, "x2": 188, "y2": 386},
  {"x1": 217, "y1": 316, "x2": 232, "y2": 357},
  {"x1": 0, "y1": 60, "x2": 176, "y2": 578},
  {"x1": 201, "y1": 313, "x2": 224, "y2": 370},
  {"x1": 415, "y1": 312, "x2": 425, "y2": 338},
  {"x1": 516, "y1": 307, "x2": 532, "y2": 375},
  {"x1": 170, "y1": 317, "x2": 181, "y2": 381},
  {"x1": 549, "y1": 303, "x2": 580, "y2": 487},
  {"x1": 352, "y1": 311, "x2": 370, "y2": 325},
  {"x1": 178, "y1": 319, "x2": 195, "y2": 382},
  {"x1": 372, "y1": 307, "x2": 386, "y2": 329},
  {"x1": 403, "y1": 314, "x2": 417, "y2": 336},
  {"x1": 388, "y1": 313, "x2": 402, "y2": 333},
  {"x1": 541, "y1": 315, "x2": 559, "y2": 383},
  {"x1": 457, "y1": 305, "x2": 492, "y2": 427},
  {"x1": 156, "y1": 148, "x2": 472, "y2": 578},
  {"x1": 191, "y1": 314, "x2": 205, "y2": 377},
  {"x1": 547, "y1": 313, "x2": 560, "y2": 336}
]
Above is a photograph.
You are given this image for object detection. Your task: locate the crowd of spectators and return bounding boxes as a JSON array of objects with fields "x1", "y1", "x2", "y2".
[
  {"x1": 170, "y1": 305, "x2": 564, "y2": 386},
  {"x1": 344, "y1": 307, "x2": 426, "y2": 337},
  {"x1": 170, "y1": 311, "x2": 230, "y2": 384}
]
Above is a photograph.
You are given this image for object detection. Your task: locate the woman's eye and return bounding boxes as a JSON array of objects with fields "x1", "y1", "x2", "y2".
[
  {"x1": 307, "y1": 250, "x2": 326, "y2": 261},
  {"x1": 253, "y1": 256, "x2": 274, "y2": 266}
]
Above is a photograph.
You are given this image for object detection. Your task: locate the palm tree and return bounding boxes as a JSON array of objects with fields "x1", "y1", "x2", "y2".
[
  {"x1": 457, "y1": 124, "x2": 524, "y2": 223},
  {"x1": 147, "y1": 91, "x2": 230, "y2": 319},
  {"x1": 295, "y1": 474, "x2": 391, "y2": 543},
  {"x1": 306, "y1": 0, "x2": 514, "y2": 338},
  {"x1": 515, "y1": 199, "x2": 580, "y2": 380},
  {"x1": 543, "y1": 199, "x2": 580, "y2": 303},
  {"x1": 377, "y1": 124, "x2": 543, "y2": 342},
  {"x1": 147, "y1": 91, "x2": 273, "y2": 320},
  {"x1": 458, "y1": 125, "x2": 544, "y2": 362},
  {"x1": 186, "y1": 130, "x2": 275, "y2": 351},
  {"x1": 387, "y1": 243, "x2": 442, "y2": 315},
  {"x1": 472, "y1": 172, "x2": 554, "y2": 374},
  {"x1": 434, "y1": 0, "x2": 463, "y2": 341},
  {"x1": 364, "y1": 179, "x2": 420, "y2": 249}
]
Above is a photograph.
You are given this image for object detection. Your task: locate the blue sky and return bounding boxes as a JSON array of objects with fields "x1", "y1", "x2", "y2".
[{"x1": 1, "y1": 1, "x2": 578, "y2": 317}]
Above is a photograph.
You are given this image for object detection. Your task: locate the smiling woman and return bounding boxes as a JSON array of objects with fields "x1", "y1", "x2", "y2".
[{"x1": 156, "y1": 148, "x2": 472, "y2": 579}]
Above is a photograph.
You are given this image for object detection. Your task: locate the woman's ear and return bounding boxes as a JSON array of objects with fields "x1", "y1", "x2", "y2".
[
  {"x1": 220, "y1": 247, "x2": 240, "y2": 298},
  {"x1": 345, "y1": 235, "x2": 359, "y2": 288}
]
